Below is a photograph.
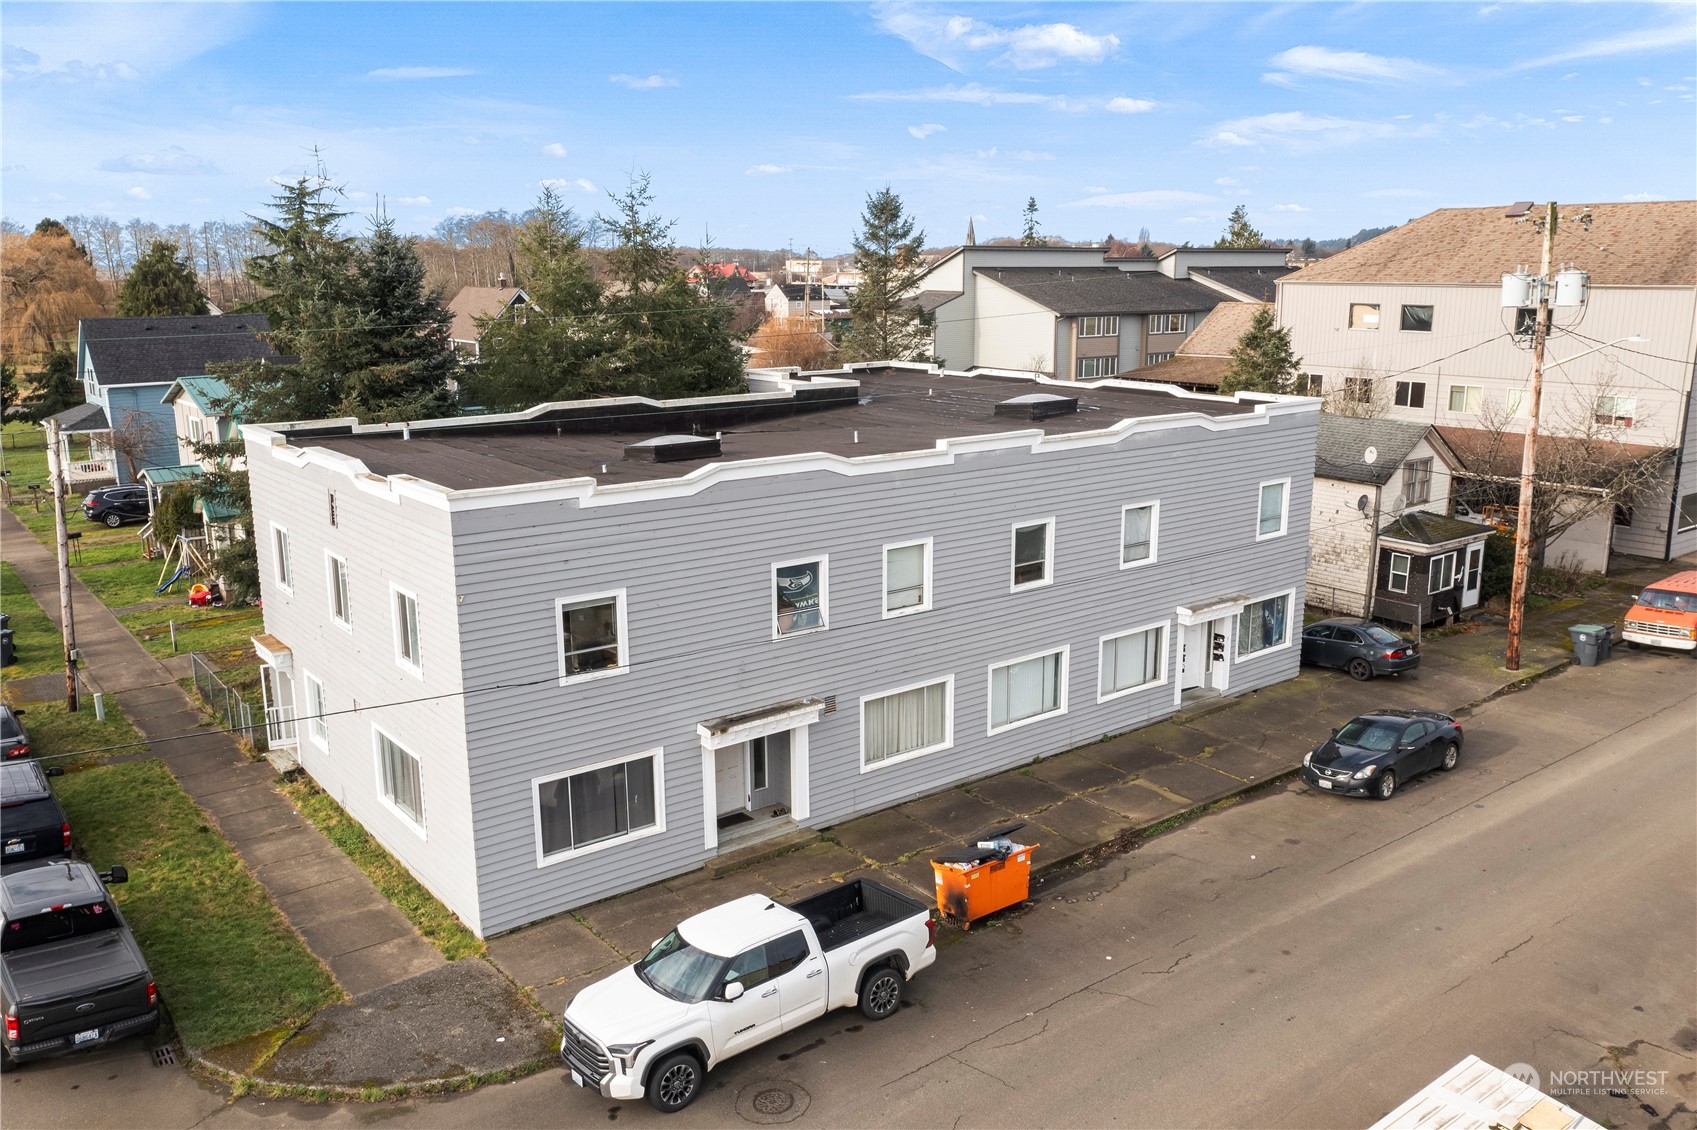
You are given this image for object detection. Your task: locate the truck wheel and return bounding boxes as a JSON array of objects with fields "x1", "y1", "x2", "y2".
[
  {"x1": 646, "y1": 1050, "x2": 703, "y2": 1114},
  {"x1": 860, "y1": 966, "x2": 904, "y2": 1020}
]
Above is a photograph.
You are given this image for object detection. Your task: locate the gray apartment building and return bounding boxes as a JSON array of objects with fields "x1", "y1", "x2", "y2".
[{"x1": 244, "y1": 364, "x2": 1318, "y2": 936}]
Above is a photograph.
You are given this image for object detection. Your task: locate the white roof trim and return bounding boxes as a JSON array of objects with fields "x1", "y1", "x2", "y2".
[
  {"x1": 697, "y1": 699, "x2": 826, "y2": 748},
  {"x1": 1177, "y1": 595, "x2": 1251, "y2": 625}
]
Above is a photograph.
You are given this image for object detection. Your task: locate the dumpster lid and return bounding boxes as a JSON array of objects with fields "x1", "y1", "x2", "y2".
[
  {"x1": 1569, "y1": 623, "x2": 1608, "y2": 632},
  {"x1": 977, "y1": 821, "x2": 1026, "y2": 841},
  {"x1": 932, "y1": 847, "x2": 993, "y2": 865}
]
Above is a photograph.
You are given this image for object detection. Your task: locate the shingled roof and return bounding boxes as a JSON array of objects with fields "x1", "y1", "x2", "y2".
[
  {"x1": 1133, "y1": 302, "x2": 1266, "y2": 389},
  {"x1": 1190, "y1": 265, "x2": 1297, "y2": 302},
  {"x1": 1289, "y1": 202, "x2": 1697, "y2": 287},
  {"x1": 446, "y1": 287, "x2": 531, "y2": 343},
  {"x1": 80, "y1": 315, "x2": 281, "y2": 387},
  {"x1": 1315, "y1": 415, "x2": 1445, "y2": 486},
  {"x1": 975, "y1": 267, "x2": 1225, "y2": 317},
  {"x1": 1379, "y1": 510, "x2": 1494, "y2": 546}
]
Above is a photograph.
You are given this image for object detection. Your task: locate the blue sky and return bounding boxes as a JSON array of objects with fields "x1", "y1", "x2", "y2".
[{"x1": 2, "y1": 2, "x2": 1693, "y2": 254}]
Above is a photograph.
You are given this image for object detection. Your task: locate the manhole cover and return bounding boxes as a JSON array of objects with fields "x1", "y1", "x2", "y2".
[
  {"x1": 735, "y1": 1078, "x2": 810, "y2": 1124},
  {"x1": 151, "y1": 1045, "x2": 177, "y2": 1067}
]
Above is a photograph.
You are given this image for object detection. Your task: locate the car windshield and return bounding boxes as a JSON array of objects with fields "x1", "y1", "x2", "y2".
[
  {"x1": 1, "y1": 902, "x2": 122, "y2": 953},
  {"x1": 1335, "y1": 719, "x2": 1402, "y2": 752},
  {"x1": 1637, "y1": 587, "x2": 1697, "y2": 613},
  {"x1": 1362, "y1": 625, "x2": 1402, "y2": 645},
  {"x1": 634, "y1": 928, "x2": 727, "y2": 1003}
]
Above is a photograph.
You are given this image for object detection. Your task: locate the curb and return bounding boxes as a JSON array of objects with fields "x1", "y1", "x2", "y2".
[{"x1": 183, "y1": 1049, "x2": 553, "y2": 1104}]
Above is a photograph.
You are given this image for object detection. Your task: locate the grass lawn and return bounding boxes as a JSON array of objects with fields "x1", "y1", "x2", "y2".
[
  {"x1": 1, "y1": 561, "x2": 65, "y2": 679},
  {"x1": 55, "y1": 761, "x2": 341, "y2": 1051},
  {"x1": 5, "y1": 698, "x2": 150, "y2": 765},
  {"x1": 120, "y1": 604, "x2": 266, "y2": 659},
  {"x1": 279, "y1": 776, "x2": 485, "y2": 962}
]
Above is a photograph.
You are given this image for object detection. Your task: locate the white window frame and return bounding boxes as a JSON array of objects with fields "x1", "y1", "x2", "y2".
[
  {"x1": 881, "y1": 538, "x2": 933, "y2": 619},
  {"x1": 391, "y1": 583, "x2": 423, "y2": 677},
  {"x1": 270, "y1": 523, "x2": 292, "y2": 592},
  {"x1": 1097, "y1": 621, "x2": 1171, "y2": 702},
  {"x1": 1078, "y1": 315, "x2": 1120, "y2": 338},
  {"x1": 1235, "y1": 589, "x2": 1295, "y2": 660},
  {"x1": 1387, "y1": 552, "x2": 1411, "y2": 594},
  {"x1": 325, "y1": 551, "x2": 351, "y2": 629},
  {"x1": 1402, "y1": 458, "x2": 1432, "y2": 506},
  {"x1": 1594, "y1": 395, "x2": 1636, "y2": 427},
  {"x1": 771, "y1": 555, "x2": 829, "y2": 639},
  {"x1": 1255, "y1": 478, "x2": 1290, "y2": 541},
  {"x1": 556, "y1": 589, "x2": 630, "y2": 685},
  {"x1": 531, "y1": 747, "x2": 667, "y2": 867},
  {"x1": 1428, "y1": 552, "x2": 1457, "y2": 594},
  {"x1": 1009, "y1": 518, "x2": 1056, "y2": 592},
  {"x1": 1149, "y1": 313, "x2": 1190, "y2": 334},
  {"x1": 372, "y1": 725, "x2": 425, "y2": 837},
  {"x1": 1679, "y1": 492, "x2": 1697, "y2": 533},
  {"x1": 1394, "y1": 380, "x2": 1427, "y2": 408},
  {"x1": 859, "y1": 675, "x2": 955, "y2": 772},
  {"x1": 304, "y1": 671, "x2": 329, "y2": 750},
  {"x1": 986, "y1": 646, "x2": 1069, "y2": 735},
  {"x1": 1144, "y1": 352, "x2": 1175, "y2": 366},
  {"x1": 1448, "y1": 384, "x2": 1484, "y2": 414},
  {"x1": 1119, "y1": 501, "x2": 1159, "y2": 569},
  {"x1": 1077, "y1": 356, "x2": 1119, "y2": 380},
  {"x1": 187, "y1": 415, "x2": 203, "y2": 443},
  {"x1": 1348, "y1": 303, "x2": 1381, "y2": 330}
]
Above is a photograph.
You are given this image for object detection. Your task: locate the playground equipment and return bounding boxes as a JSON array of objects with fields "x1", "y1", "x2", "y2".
[{"x1": 154, "y1": 534, "x2": 215, "y2": 594}]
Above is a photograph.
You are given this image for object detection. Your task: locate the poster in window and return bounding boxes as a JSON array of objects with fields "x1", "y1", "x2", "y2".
[{"x1": 776, "y1": 562, "x2": 823, "y2": 634}]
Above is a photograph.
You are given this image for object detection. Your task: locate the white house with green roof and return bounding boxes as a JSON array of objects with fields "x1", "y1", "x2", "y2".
[{"x1": 160, "y1": 375, "x2": 242, "y2": 470}]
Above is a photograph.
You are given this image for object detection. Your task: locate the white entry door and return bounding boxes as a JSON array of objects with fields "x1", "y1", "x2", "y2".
[
  {"x1": 714, "y1": 747, "x2": 745, "y2": 816},
  {"x1": 1179, "y1": 622, "x2": 1207, "y2": 690},
  {"x1": 1462, "y1": 543, "x2": 1484, "y2": 608}
]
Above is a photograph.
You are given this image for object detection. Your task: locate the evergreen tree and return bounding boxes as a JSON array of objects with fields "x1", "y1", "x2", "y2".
[
  {"x1": 0, "y1": 360, "x2": 16, "y2": 416},
  {"x1": 114, "y1": 240, "x2": 209, "y2": 317},
  {"x1": 335, "y1": 218, "x2": 458, "y2": 422},
  {"x1": 842, "y1": 188, "x2": 931, "y2": 363},
  {"x1": 1020, "y1": 197, "x2": 1046, "y2": 246},
  {"x1": 1214, "y1": 205, "x2": 1266, "y2": 249},
  {"x1": 31, "y1": 349, "x2": 81, "y2": 418},
  {"x1": 186, "y1": 423, "x2": 258, "y2": 602},
  {"x1": 1300, "y1": 237, "x2": 1318, "y2": 259},
  {"x1": 1219, "y1": 306, "x2": 1303, "y2": 396}
]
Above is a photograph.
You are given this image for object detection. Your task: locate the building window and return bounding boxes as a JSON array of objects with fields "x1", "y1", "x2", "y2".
[
  {"x1": 1387, "y1": 553, "x2": 1411, "y2": 594},
  {"x1": 376, "y1": 729, "x2": 424, "y2": 830},
  {"x1": 1394, "y1": 380, "x2": 1426, "y2": 409},
  {"x1": 1448, "y1": 384, "x2": 1484, "y2": 414},
  {"x1": 883, "y1": 540, "x2": 932, "y2": 617},
  {"x1": 1078, "y1": 316, "x2": 1120, "y2": 338},
  {"x1": 1078, "y1": 356, "x2": 1119, "y2": 379},
  {"x1": 534, "y1": 751, "x2": 660, "y2": 862},
  {"x1": 1144, "y1": 352, "x2": 1175, "y2": 366},
  {"x1": 989, "y1": 648, "x2": 1067, "y2": 732},
  {"x1": 1403, "y1": 459, "x2": 1432, "y2": 506},
  {"x1": 1236, "y1": 593, "x2": 1290, "y2": 657},
  {"x1": 1678, "y1": 493, "x2": 1697, "y2": 532},
  {"x1": 1120, "y1": 503, "x2": 1158, "y2": 567},
  {"x1": 1099, "y1": 624, "x2": 1166, "y2": 700},
  {"x1": 271, "y1": 524, "x2": 292, "y2": 590},
  {"x1": 1594, "y1": 396, "x2": 1636, "y2": 427},
  {"x1": 1011, "y1": 519, "x2": 1054, "y2": 589},
  {"x1": 1257, "y1": 479, "x2": 1289, "y2": 540},
  {"x1": 187, "y1": 416, "x2": 203, "y2": 443},
  {"x1": 1428, "y1": 552, "x2": 1457, "y2": 594},
  {"x1": 773, "y1": 557, "x2": 827, "y2": 637},
  {"x1": 1514, "y1": 307, "x2": 1538, "y2": 336},
  {"x1": 557, "y1": 591, "x2": 627, "y2": 681},
  {"x1": 1400, "y1": 304, "x2": 1434, "y2": 332},
  {"x1": 1343, "y1": 377, "x2": 1373, "y2": 403},
  {"x1": 1149, "y1": 313, "x2": 1190, "y2": 334},
  {"x1": 862, "y1": 678, "x2": 952, "y2": 769},
  {"x1": 1301, "y1": 373, "x2": 1323, "y2": 395},
  {"x1": 305, "y1": 673, "x2": 328, "y2": 748},
  {"x1": 1614, "y1": 503, "x2": 1633, "y2": 528},
  {"x1": 1505, "y1": 389, "x2": 1528, "y2": 417},
  {"x1": 393, "y1": 587, "x2": 422, "y2": 673},
  {"x1": 1348, "y1": 303, "x2": 1381, "y2": 330},
  {"x1": 327, "y1": 553, "x2": 351, "y2": 626},
  {"x1": 328, "y1": 490, "x2": 338, "y2": 528}
]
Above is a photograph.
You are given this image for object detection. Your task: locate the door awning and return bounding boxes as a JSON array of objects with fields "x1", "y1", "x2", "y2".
[
  {"x1": 699, "y1": 697, "x2": 825, "y2": 749},
  {"x1": 1177, "y1": 594, "x2": 1250, "y2": 626},
  {"x1": 252, "y1": 633, "x2": 293, "y2": 672}
]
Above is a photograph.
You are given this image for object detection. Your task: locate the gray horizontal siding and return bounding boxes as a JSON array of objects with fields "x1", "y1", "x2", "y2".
[{"x1": 453, "y1": 409, "x2": 1316, "y2": 935}]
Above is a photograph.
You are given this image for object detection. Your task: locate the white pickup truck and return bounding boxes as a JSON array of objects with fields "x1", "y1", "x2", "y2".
[{"x1": 561, "y1": 878, "x2": 936, "y2": 1113}]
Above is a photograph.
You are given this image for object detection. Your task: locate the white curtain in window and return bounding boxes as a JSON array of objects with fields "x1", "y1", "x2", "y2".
[
  {"x1": 1258, "y1": 484, "x2": 1285, "y2": 535},
  {"x1": 1122, "y1": 507, "x2": 1153, "y2": 563},
  {"x1": 864, "y1": 683, "x2": 946, "y2": 763},
  {"x1": 886, "y1": 545, "x2": 925, "y2": 610},
  {"x1": 379, "y1": 734, "x2": 422, "y2": 823},
  {"x1": 1101, "y1": 627, "x2": 1161, "y2": 695},
  {"x1": 992, "y1": 653, "x2": 1060, "y2": 727}
]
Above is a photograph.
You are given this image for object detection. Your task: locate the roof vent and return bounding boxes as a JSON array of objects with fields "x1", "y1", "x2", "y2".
[
  {"x1": 624, "y1": 434, "x2": 721, "y2": 463},
  {"x1": 994, "y1": 392, "x2": 1079, "y2": 421}
]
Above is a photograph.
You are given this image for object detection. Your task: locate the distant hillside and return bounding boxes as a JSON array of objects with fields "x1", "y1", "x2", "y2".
[{"x1": 1311, "y1": 226, "x2": 1397, "y2": 251}]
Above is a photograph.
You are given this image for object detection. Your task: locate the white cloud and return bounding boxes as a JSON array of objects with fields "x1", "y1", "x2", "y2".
[
  {"x1": 1199, "y1": 111, "x2": 1417, "y2": 152},
  {"x1": 610, "y1": 73, "x2": 677, "y2": 89},
  {"x1": 1065, "y1": 189, "x2": 1214, "y2": 209},
  {"x1": 1264, "y1": 45, "x2": 1445, "y2": 84},
  {"x1": 745, "y1": 164, "x2": 793, "y2": 176},
  {"x1": 872, "y1": 4, "x2": 1118, "y2": 71},
  {"x1": 1599, "y1": 116, "x2": 1614, "y2": 124},
  {"x1": 1514, "y1": 20, "x2": 1696, "y2": 71},
  {"x1": 907, "y1": 123, "x2": 947, "y2": 139},
  {"x1": 124, "y1": 186, "x2": 150, "y2": 200},
  {"x1": 542, "y1": 142, "x2": 568, "y2": 158},
  {"x1": 1105, "y1": 97, "x2": 1157, "y2": 114},
  {"x1": 368, "y1": 66, "x2": 476, "y2": 80},
  {"x1": 541, "y1": 177, "x2": 597, "y2": 193},
  {"x1": 1269, "y1": 203, "x2": 1308, "y2": 212},
  {"x1": 1215, "y1": 176, "x2": 1241, "y2": 188},
  {"x1": 1083, "y1": 185, "x2": 1110, "y2": 194},
  {"x1": 1620, "y1": 192, "x2": 1666, "y2": 201},
  {"x1": 1561, "y1": 115, "x2": 1584, "y2": 122},
  {"x1": 1562, "y1": 71, "x2": 1579, "y2": 80},
  {"x1": 98, "y1": 145, "x2": 219, "y2": 175},
  {"x1": 0, "y1": 5, "x2": 253, "y2": 82},
  {"x1": 850, "y1": 83, "x2": 1074, "y2": 110},
  {"x1": 445, "y1": 206, "x2": 481, "y2": 217},
  {"x1": 394, "y1": 195, "x2": 431, "y2": 206}
]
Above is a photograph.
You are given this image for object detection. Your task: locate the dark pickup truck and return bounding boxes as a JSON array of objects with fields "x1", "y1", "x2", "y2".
[
  {"x1": 1, "y1": 760, "x2": 72, "y2": 868},
  {"x1": 1, "y1": 859, "x2": 159, "y2": 1068}
]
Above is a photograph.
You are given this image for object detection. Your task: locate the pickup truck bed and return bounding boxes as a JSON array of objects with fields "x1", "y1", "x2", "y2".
[{"x1": 789, "y1": 879, "x2": 928, "y2": 952}]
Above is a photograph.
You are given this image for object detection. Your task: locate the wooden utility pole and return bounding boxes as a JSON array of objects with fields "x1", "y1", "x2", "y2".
[
  {"x1": 1504, "y1": 201, "x2": 1559, "y2": 672},
  {"x1": 43, "y1": 419, "x2": 80, "y2": 709}
]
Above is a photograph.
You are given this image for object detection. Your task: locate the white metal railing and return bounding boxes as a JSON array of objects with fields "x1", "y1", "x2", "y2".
[{"x1": 265, "y1": 705, "x2": 298, "y2": 747}]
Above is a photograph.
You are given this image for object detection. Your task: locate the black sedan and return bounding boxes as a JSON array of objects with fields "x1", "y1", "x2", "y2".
[
  {"x1": 1301, "y1": 709, "x2": 1462, "y2": 800},
  {"x1": 1300, "y1": 619, "x2": 1420, "y2": 681},
  {"x1": 82, "y1": 484, "x2": 150, "y2": 527}
]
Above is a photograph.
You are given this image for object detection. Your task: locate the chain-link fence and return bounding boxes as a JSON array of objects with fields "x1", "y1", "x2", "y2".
[{"x1": 189, "y1": 652, "x2": 262, "y2": 749}]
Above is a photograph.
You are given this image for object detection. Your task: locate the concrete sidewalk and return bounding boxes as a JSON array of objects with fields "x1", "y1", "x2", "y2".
[
  {"x1": 487, "y1": 555, "x2": 1681, "y2": 1024},
  {"x1": 2, "y1": 507, "x2": 554, "y2": 1086}
]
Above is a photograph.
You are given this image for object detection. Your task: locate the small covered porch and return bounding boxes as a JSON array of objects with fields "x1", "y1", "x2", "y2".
[
  {"x1": 39, "y1": 402, "x2": 117, "y2": 486},
  {"x1": 697, "y1": 696, "x2": 823, "y2": 855}
]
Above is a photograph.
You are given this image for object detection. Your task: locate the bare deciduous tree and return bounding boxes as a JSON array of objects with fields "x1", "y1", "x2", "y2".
[
  {"x1": 1321, "y1": 360, "x2": 1392, "y2": 418},
  {"x1": 748, "y1": 316, "x2": 832, "y2": 369},
  {"x1": 107, "y1": 411, "x2": 166, "y2": 481}
]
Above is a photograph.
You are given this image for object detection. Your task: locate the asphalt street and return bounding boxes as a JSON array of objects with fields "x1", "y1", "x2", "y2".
[{"x1": 5, "y1": 650, "x2": 1693, "y2": 1130}]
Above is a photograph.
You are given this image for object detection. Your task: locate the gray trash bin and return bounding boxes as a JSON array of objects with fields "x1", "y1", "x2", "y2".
[{"x1": 1568, "y1": 624, "x2": 1607, "y2": 666}]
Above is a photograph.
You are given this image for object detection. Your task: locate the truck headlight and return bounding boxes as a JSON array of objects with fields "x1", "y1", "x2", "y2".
[
  {"x1": 606, "y1": 1041, "x2": 653, "y2": 1074},
  {"x1": 1351, "y1": 765, "x2": 1379, "y2": 780}
]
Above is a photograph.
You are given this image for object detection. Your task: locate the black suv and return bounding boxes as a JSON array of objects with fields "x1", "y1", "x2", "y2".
[
  {"x1": 1, "y1": 761, "x2": 71, "y2": 868},
  {"x1": 81, "y1": 484, "x2": 150, "y2": 527}
]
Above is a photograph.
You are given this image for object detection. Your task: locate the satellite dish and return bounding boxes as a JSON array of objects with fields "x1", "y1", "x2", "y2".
[
  {"x1": 1356, "y1": 495, "x2": 1369, "y2": 512},
  {"x1": 1363, "y1": 446, "x2": 1379, "y2": 465},
  {"x1": 1391, "y1": 493, "x2": 1407, "y2": 512}
]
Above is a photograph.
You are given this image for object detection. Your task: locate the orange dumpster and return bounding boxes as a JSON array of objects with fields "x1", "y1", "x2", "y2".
[{"x1": 930, "y1": 823, "x2": 1038, "y2": 927}]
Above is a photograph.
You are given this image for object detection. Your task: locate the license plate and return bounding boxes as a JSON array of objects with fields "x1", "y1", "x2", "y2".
[
  {"x1": 570, "y1": 1069, "x2": 586, "y2": 1088},
  {"x1": 73, "y1": 1027, "x2": 99, "y2": 1045},
  {"x1": 1317, "y1": 779, "x2": 1333, "y2": 789},
  {"x1": 3, "y1": 842, "x2": 24, "y2": 854}
]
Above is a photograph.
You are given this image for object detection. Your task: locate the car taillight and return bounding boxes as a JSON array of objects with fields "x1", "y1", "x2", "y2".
[
  {"x1": 5, "y1": 745, "x2": 25, "y2": 759},
  {"x1": 146, "y1": 981, "x2": 158, "y2": 1006},
  {"x1": 61, "y1": 822, "x2": 71, "y2": 851},
  {"x1": 4, "y1": 1014, "x2": 17, "y2": 1041},
  {"x1": 925, "y1": 916, "x2": 936, "y2": 949}
]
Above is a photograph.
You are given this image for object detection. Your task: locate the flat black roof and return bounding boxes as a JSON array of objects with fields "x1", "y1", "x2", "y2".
[{"x1": 299, "y1": 367, "x2": 1263, "y2": 492}]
